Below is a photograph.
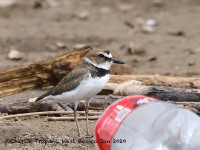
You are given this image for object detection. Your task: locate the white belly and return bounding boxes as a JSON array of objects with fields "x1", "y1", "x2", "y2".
[{"x1": 44, "y1": 74, "x2": 110, "y2": 103}]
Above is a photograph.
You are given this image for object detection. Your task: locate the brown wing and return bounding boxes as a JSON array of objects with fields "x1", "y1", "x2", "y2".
[{"x1": 36, "y1": 64, "x2": 90, "y2": 101}]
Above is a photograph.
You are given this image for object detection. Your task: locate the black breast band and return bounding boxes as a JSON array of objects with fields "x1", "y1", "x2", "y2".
[{"x1": 91, "y1": 67, "x2": 110, "y2": 78}]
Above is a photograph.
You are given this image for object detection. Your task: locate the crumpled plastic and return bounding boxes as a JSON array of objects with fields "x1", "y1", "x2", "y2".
[{"x1": 112, "y1": 102, "x2": 200, "y2": 150}]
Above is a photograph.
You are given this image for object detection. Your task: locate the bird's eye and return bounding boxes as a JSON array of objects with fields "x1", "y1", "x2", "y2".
[{"x1": 98, "y1": 54, "x2": 104, "y2": 58}]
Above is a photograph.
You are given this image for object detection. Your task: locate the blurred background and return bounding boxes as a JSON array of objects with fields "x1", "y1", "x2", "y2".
[{"x1": 0, "y1": 0, "x2": 200, "y2": 76}]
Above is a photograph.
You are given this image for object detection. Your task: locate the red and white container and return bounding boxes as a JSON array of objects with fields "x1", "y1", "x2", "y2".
[{"x1": 95, "y1": 95, "x2": 200, "y2": 150}]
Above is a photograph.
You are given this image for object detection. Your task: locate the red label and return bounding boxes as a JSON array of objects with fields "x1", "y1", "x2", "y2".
[{"x1": 95, "y1": 95, "x2": 160, "y2": 150}]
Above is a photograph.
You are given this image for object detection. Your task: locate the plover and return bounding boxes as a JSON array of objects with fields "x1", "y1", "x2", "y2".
[{"x1": 35, "y1": 48, "x2": 125, "y2": 137}]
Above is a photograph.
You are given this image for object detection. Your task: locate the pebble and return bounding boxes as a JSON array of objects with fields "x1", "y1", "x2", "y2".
[
  {"x1": 33, "y1": 0, "x2": 58, "y2": 9},
  {"x1": 168, "y1": 31, "x2": 185, "y2": 36},
  {"x1": 73, "y1": 44, "x2": 86, "y2": 49},
  {"x1": 14, "y1": 117, "x2": 20, "y2": 122},
  {"x1": 0, "y1": 0, "x2": 17, "y2": 7},
  {"x1": 127, "y1": 42, "x2": 146, "y2": 56},
  {"x1": 77, "y1": 11, "x2": 90, "y2": 20},
  {"x1": 188, "y1": 62, "x2": 195, "y2": 66},
  {"x1": 152, "y1": 0, "x2": 164, "y2": 7},
  {"x1": 56, "y1": 41, "x2": 66, "y2": 49},
  {"x1": 8, "y1": 49, "x2": 23, "y2": 60},
  {"x1": 141, "y1": 25, "x2": 155, "y2": 34},
  {"x1": 146, "y1": 19, "x2": 157, "y2": 26},
  {"x1": 148, "y1": 57, "x2": 157, "y2": 61},
  {"x1": 189, "y1": 48, "x2": 200, "y2": 54}
]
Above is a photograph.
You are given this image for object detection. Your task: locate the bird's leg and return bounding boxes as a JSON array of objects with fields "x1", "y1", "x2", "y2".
[
  {"x1": 85, "y1": 100, "x2": 89, "y2": 135},
  {"x1": 74, "y1": 102, "x2": 82, "y2": 137},
  {"x1": 85, "y1": 100, "x2": 93, "y2": 137}
]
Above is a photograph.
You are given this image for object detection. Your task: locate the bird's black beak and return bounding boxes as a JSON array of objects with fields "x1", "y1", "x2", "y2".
[{"x1": 112, "y1": 58, "x2": 125, "y2": 64}]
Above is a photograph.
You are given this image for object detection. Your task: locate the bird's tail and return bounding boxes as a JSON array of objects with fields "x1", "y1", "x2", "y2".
[{"x1": 35, "y1": 90, "x2": 52, "y2": 102}]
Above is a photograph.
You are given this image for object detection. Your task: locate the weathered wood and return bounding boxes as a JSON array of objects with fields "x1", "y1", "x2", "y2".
[
  {"x1": 1, "y1": 89, "x2": 200, "y2": 115},
  {"x1": 107, "y1": 81, "x2": 200, "y2": 101},
  {"x1": 0, "y1": 111, "x2": 102, "y2": 120},
  {"x1": 1, "y1": 97, "x2": 200, "y2": 116},
  {"x1": 109, "y1": 75, "x2": 200, "y2": 89},
  {"x1": 0, "y1": 95, "x2": 120, "y2": 114},
  {"x1": 0, "y1": 100, "x2": 58, "y2": 114},
  {"x1": 0, "y1": 46, "x2": 93, "y2": 98},
  {"x1": 47, "y1": 116, "x2": 100, "y2": 121}
]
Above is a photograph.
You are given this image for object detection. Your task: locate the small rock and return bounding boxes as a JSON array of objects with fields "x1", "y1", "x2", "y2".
[
  {"x1": 118, "y1": 4, "x2": 133, "y2": 12},
  {"x1": 189, "y1": 48, "x2": 200, "y2": 54},
  {"x1": 77, "y1": 11, "x2": 90, "y2": 20},
  {"x1": 126, "y1": 18, "x2": 145, "y2": 34},
  {"x1": 0, "y1": 0, "x2": 17, "y2": 7},
  {"x1": 148, "y1": 57, "x2": 157, "y2": 61},
  {"x1": 45, "y1": 0, "x2": 58, "y2": 7},
  {"x1": 141, "y1": 25, "x2": 155, "y2": 34},
  {"x1": 56, "y1": 41, "x2": 66, "y2": 49},
  {"x1": 73, "y1": 44, "x2": 86, "y2": 49},
  {"x1": 168, "y1": 31, "x2": 185, "y2": 36},
  {"x1": 188, "y1": 62, "x2": 195, "y2": 66},
  {"x1": 124, "y1": 21, "x2": 134, "y2": 29},
  {"x1": 146, "y1": 19, "x2": 157, "y2": 26},
  {"x1": 127, "y1": 43, "x2": 147, "y2": 56},
  {"x1": 33, "y1": 0, "x2": 58, "y2": 9},
  {"x1": 33, "y1": 1, "x2": 44, "y2": 9},
  {"x1": 8, "y1": 49, "x2": 23, "y2": 60},
  {"x1": 152, "y1": 0, "x2": 164, "y2": 7},
  {"x1": 14, "y1": 117, "x2": 20, "y2": 122}
]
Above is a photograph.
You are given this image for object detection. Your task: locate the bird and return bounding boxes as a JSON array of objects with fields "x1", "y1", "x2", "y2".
[{"x1": 35, "y1": 48, "x2": 125, "y2": 137}]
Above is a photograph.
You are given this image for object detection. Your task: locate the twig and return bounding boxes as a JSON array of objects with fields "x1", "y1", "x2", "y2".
[
  {"x1": 0, "y1": 111, "x2": 102, "y2": 120},
  {"x1": 48, "y1": 116, "x2": 100, "y2": 121}
]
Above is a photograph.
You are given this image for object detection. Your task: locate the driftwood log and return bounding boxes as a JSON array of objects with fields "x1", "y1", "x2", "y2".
[
  {"x1": 101, "y1": 81, "x2": 200, "y2": 101},
  {"x1": 1, "y1": 82, "x2": 200, "y2": 114},
  {"x1": 1, "y1": 95, "x2": 200, "y2": 116},
  {"x1": 0, "y1": 46, "x2": 93, "y2": 98},
  {"x1": 0, "y1": 95, "x2": 120, "y2": 114},
  {"x1": 109, "y1": 75, "x2": 200, "y2": 89}
]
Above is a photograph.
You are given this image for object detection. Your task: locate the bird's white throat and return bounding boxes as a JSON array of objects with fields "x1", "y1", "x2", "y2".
[{"x1": 84, "y1": 58, "x2": 112, "y2": 70}]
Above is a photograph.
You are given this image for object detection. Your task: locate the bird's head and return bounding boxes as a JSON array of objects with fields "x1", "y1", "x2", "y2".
[{"x1": 84, "y1": 49, "x2": 125, "y2": 70}]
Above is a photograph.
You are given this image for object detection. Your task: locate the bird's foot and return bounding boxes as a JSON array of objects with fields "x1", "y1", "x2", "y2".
[
  {"x1": 84, "y1": 133, "x2": 93, "y2": 138},
  {"x1": 77, "y1": 133, "x2": 93, "y2": 139}
]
